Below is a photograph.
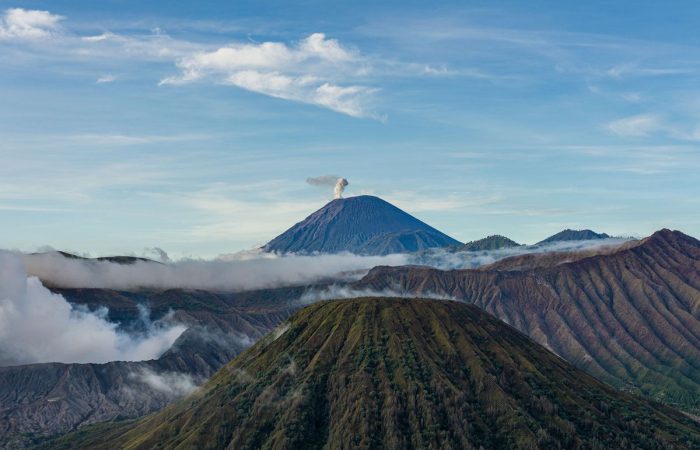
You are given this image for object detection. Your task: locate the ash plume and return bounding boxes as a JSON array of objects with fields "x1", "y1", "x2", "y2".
[{"x1": 306, "y1": 175, "x2": 349, "y2": 199}]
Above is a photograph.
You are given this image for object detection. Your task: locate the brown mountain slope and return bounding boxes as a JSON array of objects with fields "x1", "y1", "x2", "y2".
[
  {"x1": 0, "y1": 286, "x2": 303, "y2": 449},
  {"x1": 48, "y1": 298, "x2": 700, "y2": 450},
  {"x1": 356, "y1": 230, "x2": 700, "y2": 412}
]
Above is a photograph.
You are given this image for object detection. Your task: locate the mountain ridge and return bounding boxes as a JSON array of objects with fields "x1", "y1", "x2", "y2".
[
  {"x1": 355, "y1": 229, "x2": 700, "y2": 413},
  {"x1": 460, "y1": 234, "x2": 521, "y2": 251},
  {"x1": 537, "y1": 229, "x2": 611, "y2": 244}
]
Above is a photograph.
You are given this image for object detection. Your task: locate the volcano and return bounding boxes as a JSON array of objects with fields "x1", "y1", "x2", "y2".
[
  {"x1": 264, "y1": 195, "x2": 460, "y2": 255},
  {"x1": 50, "y1": 298, "x2": 700, "y2": 449}
]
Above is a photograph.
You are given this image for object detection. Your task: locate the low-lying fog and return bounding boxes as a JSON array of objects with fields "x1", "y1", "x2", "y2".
[{"x1": 0, "y1": 238, "x2": 630, "y2": 366}]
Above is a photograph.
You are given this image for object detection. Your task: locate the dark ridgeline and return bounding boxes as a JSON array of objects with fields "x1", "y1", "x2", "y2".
[
  {"x1": 537, "y1": 229, "x2": 611, "y2": 244},
  {"x1": 460, "y1": 234, "x2": 521, "y2": 251},
  {"x1": 357, "y1": 229, "x2": 700, "y2": 413},
  {"x1": 48, "y1": 298, "x2": 700, "y2": 449},
  {"x1": 263, "y1": 195, "x2": 460, "y2": 255}
]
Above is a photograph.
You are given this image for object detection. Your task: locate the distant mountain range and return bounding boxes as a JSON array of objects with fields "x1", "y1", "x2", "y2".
[
  {"x1": 356, "y1": 229, "x2": 700, "y2": 413},
  {"x1": 264, "y1": 195, "x2": 460, "y2": 255},
  {"x1": 263, "y1": 195, "x2": 617, "y2": 256},
  {"x1": 48, "y1": 298, "x2": 700, "y2": 449},
  {"x1": 32, "y1": 251, "x2": 159, "y2": 265}
]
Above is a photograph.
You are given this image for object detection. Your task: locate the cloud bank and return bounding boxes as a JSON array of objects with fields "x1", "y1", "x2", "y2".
[
  {"x1": 14, "y1": 239, "x2": 633, "y2": 293},
  {"x1": 0, "y1": 251, "x2": 186, "y2": 366},
  {"x1": 407, "y1": 237, "x2": 633, "y2": 270},
  {"x1": 21, "y1": 250, "x2": 409, "y2": 291}
]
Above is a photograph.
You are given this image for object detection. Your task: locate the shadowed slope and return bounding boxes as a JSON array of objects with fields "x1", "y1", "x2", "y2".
[
  {"x1": 461, "y1": 235, "x2": 521, "y2": 251},
  {"x1": 356, "y1": 230, "x2": 700, "y2": 412},
  {"x1": 49, "y1": 298, "x2": 700, "y2": 450},
  {"x1": 537, "y1": 229, "x2": 610, "y2": 244}
]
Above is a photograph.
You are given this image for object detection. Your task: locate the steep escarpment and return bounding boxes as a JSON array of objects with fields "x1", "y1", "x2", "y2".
[{"x1": 356, "y1": 230, "x2": 700, "y2": 412}]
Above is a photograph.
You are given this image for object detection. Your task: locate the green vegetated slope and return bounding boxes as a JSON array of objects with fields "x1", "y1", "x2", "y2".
[
  {"x1": 50, "y1": 298, "x2": 700, "y2": 450},
  {"x1": 461, "y1": 235, "x2": 521, "y2": 251}
]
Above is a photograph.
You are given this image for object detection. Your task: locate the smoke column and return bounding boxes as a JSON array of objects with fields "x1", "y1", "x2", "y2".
[
  {"x1": 306, "y1": 175, "x2": 349, "y2": 199},
  {"x1": 334, "y1": 178, "x2": 349, "y2": 199}
]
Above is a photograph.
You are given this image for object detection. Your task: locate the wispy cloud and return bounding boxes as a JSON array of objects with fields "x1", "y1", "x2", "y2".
[
  {"x1": 160, "y1": 33, "x2": 378, "y2": 118},
  {"x1": 1, "y1": 8, "x2": 382, "y2": 118},
  {"x1": 96, "y1": 74, "x2": 116, "y2": 83},
  {"x1": 605, "y1": 114, "x2": 700, "y2": 141},
  {"x1": 605, "y1": 114, "x2": 662, "y2": 137}
]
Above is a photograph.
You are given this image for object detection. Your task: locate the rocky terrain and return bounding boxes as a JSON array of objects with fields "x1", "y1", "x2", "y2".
[
  {"x1": 0, "y1": 286, "x2": 304, "y2": 448},
  {"x1": 356, "y1": 229, "x2": 700, "y2": 413}
]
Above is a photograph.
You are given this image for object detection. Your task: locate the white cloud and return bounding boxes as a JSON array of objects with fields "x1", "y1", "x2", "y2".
[
  {"x1": 130, "y1": 368, "x2": 198, "y2": 397},
  {"x1": 605, "y1": 114, "x2": 700, "y2": 141},
  {"x1": 408, "y1": 237, "x2": 632, "y2": 270},
  {"x1": 160, "y1": 33, "x2": 377, "y2": 118},
  {"x1": 296, "y1": 285, "x2": 455, "y2": 306},
  {"x1": 20, "y1": 250, "x2": 409, "y2": 291},
  {"x1": 81, "y1": 32, "x2": 116, "y2": 42},
  {"x1": 96, "y1": 74, "x2": 116, "y2": 84},
  {"x1": 0, "y1": 8, "x2": 63, "y2": 40},
  {"x1": 0, "y1": 251, "x2": 187, "y2": 366},
  {"x1": 605, "y1": 114, "x2": 663, "y2": 137}
]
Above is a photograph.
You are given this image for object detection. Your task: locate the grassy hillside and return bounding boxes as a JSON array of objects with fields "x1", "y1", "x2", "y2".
[
  {"x1": 49, "y1": 298, "x2": 700, "y2": 449},
  {"x1": 461, "y1": 235, "x2": 521, "y2": 251}
]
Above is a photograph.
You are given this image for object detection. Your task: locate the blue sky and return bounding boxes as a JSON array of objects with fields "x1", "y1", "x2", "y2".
[{"x1": 1, "y1": 1, "x2": 700, "y2": 258}]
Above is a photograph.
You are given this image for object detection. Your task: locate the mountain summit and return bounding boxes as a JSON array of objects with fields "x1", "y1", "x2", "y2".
[
  {"x1": 51, "y1": 298, "x2": 700, "y2": 449},
  {"x1": 264, "y1": 195, "x2": 460, "y2": 255},
  {"x1": 537, "y1": 228, "x2": 610, "y2": 244},
  {"x1": 460, "y1": 234, "x2": 521, "y2": 251}
]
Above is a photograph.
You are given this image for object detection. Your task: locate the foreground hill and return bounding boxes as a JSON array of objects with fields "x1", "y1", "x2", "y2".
[
  {"x1": 49, "y1": 298, "x2": 700, "y2": 449},
  {"x1": 356, "y1": 229, "x2": 700, "y2": 413},
  {"x1": 264, "y1": 195, "x2": 460, "y2": 255}
]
